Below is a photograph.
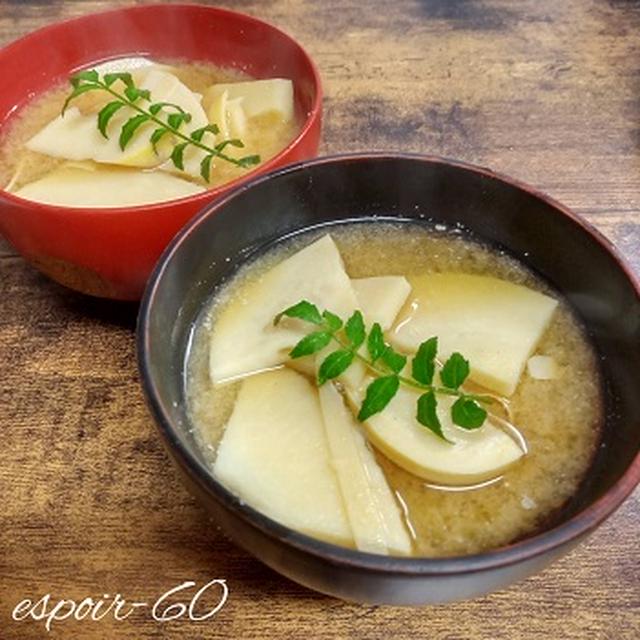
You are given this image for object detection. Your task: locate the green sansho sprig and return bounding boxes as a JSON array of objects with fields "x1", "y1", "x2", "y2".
[
  {"x1": 63, "y1": 69, "x2": 260, "y2": 181},
  {"x1": 274, "y1": 300, "x2": 494, "y2": 442}
]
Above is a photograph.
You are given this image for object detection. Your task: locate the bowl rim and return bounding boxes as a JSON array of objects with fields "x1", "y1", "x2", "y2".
[
  {"x1": 0, "y1": 2, "x2": 322, "y2": 216},
  {"x1": 138, "y1": 151, "x2": 640, "y2": 576}
]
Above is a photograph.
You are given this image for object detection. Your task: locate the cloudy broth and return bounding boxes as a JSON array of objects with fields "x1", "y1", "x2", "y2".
[
  {"x1": 0, "y1": 59, "x2": 300, "y2": 193},
  {"x1": 186, "y1": 222, "x2": 603, "y2": 557}
]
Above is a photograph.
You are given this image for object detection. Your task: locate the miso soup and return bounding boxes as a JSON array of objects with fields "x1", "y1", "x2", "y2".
[
  {"x1": 186, "y1": 222, "x2": 602, "y2": 557},
  {"x1": 0, "y1": 58, "x2": 300, "y2": 207}
]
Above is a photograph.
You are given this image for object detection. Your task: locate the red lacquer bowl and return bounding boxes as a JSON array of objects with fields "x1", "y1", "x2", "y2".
[{"x1": 0, "y1": 4, "x2": 322, "y2": 299}]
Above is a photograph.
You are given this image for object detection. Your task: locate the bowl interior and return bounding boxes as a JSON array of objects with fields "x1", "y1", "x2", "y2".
[
  {"x1": 0, "y1": 3, "x2": 318, "y2": 125},
  {"x1": 140, "y1": 154, "x2": 640, "y2": 562},
  {"x1": 0, "y1": 4, "x2": 322, "y2": 300}
]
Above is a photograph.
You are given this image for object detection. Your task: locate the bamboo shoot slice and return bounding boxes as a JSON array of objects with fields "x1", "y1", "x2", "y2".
[
  {"x1": 26, "y1": 69, "x2": 208, "y2": 168},
  {"x1": 213, "y1": 369, "x2": 353, "y2": 546},
  {"x1": 351, "y1": 381, "x2": 525, "y2": 485},
  {"x1": 203, "y1": 78, "x2": 294, "y2": 122},
  {"x1": 209, "y1": 234, "x2": 358, "y2": 384},
  {"x1": 318, "y1": 382, "x2": 412, "y2": 555},
  {"x1": 13, "y1": 163, "x2": 204, "y2": 207},
  {"x1": 391, "y1": 273, "x2": 558, "y2": 396},
  {"x1": 352, "y1": 276, "x2": 411, "y2": 330}
]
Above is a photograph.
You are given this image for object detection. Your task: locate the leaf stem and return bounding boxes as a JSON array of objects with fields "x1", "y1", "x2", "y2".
[
  {"x1": 275, "y1": 301, "x2": 503, "y2": 438},
  {"x1": 95, "y1": 81, "x2": 248, "y2": 167},
  {"x1": 329, "y1": 332, "x2": 493, "y2": 405}
]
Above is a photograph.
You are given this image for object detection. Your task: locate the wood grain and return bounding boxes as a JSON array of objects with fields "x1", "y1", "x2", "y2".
[{"x1": 0, "y1": 1, "x2": 638, "y2": 638}]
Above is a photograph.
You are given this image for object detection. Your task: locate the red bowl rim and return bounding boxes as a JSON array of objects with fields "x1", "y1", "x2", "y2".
[
  {"x1": 139, "y1": 151, "x2": 640, "y2": 576},
  {"x1": 0, "y1": 3, "x2": 322, "y2": 217}
]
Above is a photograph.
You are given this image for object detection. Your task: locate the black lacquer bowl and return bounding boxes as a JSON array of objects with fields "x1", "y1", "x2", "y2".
[{"x1": 137, "y1": 154, "x2": 640, "y2": 605}]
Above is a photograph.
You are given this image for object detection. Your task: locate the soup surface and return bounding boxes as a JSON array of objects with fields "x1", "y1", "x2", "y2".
[
  {"x1": 0, "y1": 58, "x2": 300, "y2": 203},
  {"x1": 186, "y1": 222, "x2": 602, "y2": 557}
]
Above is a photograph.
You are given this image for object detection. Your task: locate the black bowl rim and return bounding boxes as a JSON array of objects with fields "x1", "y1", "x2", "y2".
[{"x1": 138, "y1": 151, "x2": 640, "y2": 576}]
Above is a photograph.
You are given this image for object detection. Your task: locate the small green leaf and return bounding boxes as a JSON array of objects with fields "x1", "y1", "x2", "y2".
[
  {"x1": 215, "y1": 138, "x2": 244, "y2": 152},
  {"x1": 61, "y1": 84, "x2": 100, "y2": 114},
  {"x1": 417, "y1": 391, "x2": 451, "y2": 442},
  {"x1": 150, "y1": 127, "x2": 171, "y2": 153},
  {"x1": 274, "y1": 300, "x2": 323, "y2": 326},
  {"x1": 289, "y1": 331, "x2": 332, "y2": 359},
  {"x1": 149, "y1": 101, "x2": 186, "y2": 116},
  {"x1": 118, "y1": 114, "x2": 149, "y2": 150},
  {"x1": 97, "y1": 101, "x2": 125, "y2": 138},
  {"x1": 103, "y1": 72, "x2": 133, "y2": 88},
  {"x1": 318, "y1": 350, "x2": 354, "y2": 385},
  {"x1": 71, "y1": 69, "x2": 99, "y2": 85},
  {"x1": 191, "y1": 124, "x2": 220, "y2": 143},
  {"x1": 167, "y1": 112, "x2": 191, "y2": 130},
  {"x1": 451, "y1": 396, "x2": 487, "y2": 429},
  {"x1": 381, "y1": 346, "x2": 407, "y2": 374},
  {"x1": 358, "y1": 375, "x2": 400, "y2": 421},
  {"x1": 237, "y1": 154, "x2": 261, "y2": 168},
  {"x1": 322, "y1": 310, "x2": 343, "y2": 332},
  {"x1": 367, "y1": 323, "x2": 385, "y2": 362},
  {"x1": 61, "y1": 68, "x2": 256, "y2": 177},
  {"x1": 200, "y1": 154, "x2": 214, "y2": 182},
  {"x1": 124, "y1": 86, "x2": 140, "y2": 102},
  {"x1": 167, "y1": 113, "x2": 183, "y2": 130},
  {"x1": 124, "y1": 86, "x2": 151, "y2": 103},
  {"x1": 345, "y1": 310, "x2": 366, "y2": 349},
  {"x1": 170, "y1": 142, "x2": 188, "y2": 171},
  {"x1": 440, "y1": 352, "x2": 470, "y2": 390},
  {"x1": 411, "y1": 336, "x2": 438, "y2": 385}
]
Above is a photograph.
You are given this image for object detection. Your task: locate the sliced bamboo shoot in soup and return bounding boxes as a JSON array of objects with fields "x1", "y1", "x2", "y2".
[
  {"x1": 391, "y1": 273, "x2": 559, "y2": 396},
  {"x1": 186, "y1": 222, "x2": 603, "y2": 557},
  {"x1": 208, "y1": 235, "x2": 358, "y2": 384},
  {"x1": 13, "y1": 162, "x2": 205, "y2": 208},
  {"x1": 0, "y1": 59, "x2": 300, "y2": 207},
  {"x1": 213, "y1": 368, "x2": 353, "y2": 546}
]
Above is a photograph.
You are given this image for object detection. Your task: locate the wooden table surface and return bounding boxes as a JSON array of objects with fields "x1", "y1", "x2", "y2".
[{"x1": 1, "y1": 1, "x2": 638, "y2": 638}]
